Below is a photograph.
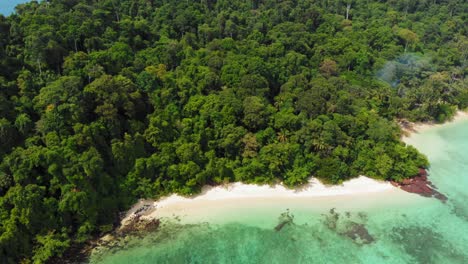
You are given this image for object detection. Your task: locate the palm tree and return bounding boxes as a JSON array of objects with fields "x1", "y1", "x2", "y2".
[
  {"x1": 312, "y1": 138, "x2": 326, "y2": 151},
  {"x1": 277, "y1": 130, "x2": 288, "y2": 143}
]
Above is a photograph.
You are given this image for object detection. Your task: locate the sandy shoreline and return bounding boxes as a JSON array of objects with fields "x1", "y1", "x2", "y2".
[
  {"x1": 120, "y1": 111, "x2": 468, "y2": 226},
  {"x1": 401, "y1": 110, "x2": 468, "y2": 137},
  {"x1": 125, "y1": 176, "x2": 411, "y2": 226}
]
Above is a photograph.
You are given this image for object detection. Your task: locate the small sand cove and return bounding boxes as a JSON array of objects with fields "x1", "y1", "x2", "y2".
[{"x1": 400, "y1": 110, "x2": 468, "y2": 137}]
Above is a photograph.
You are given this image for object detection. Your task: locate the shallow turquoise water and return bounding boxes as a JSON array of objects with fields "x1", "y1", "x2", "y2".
[{"x1": 92, "y1": 120, "x2": 468, "y2": 264}]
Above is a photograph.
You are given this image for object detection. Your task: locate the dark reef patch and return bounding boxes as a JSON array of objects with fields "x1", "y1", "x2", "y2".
[
  {"x1": 323, "y1": 209, "x2": 375, "y2": 245},
  {"x1": 274, "y1": 210, "x2": 295, "y2": 231},
  {"x1": 391, "y1": 226, "x2": 467, "y2": 264},
  {"x1": 341, "y1": 222, "x2": 375, "y2": 245}
]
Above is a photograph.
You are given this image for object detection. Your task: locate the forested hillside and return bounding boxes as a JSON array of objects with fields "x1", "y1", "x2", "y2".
[{"x1": 0, "y1": 0, "x2": 466, "y2": 262}]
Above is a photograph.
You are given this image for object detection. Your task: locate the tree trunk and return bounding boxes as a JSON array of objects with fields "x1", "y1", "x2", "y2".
[
  {"x1": 346, "y1": 4, "x2": 351, "y2": 20},
  {"x1": 111, "y1": 1, "x2": 120, "y2": 22},
  {"x1": 37, "y1": 58, "x2": 42, "y2": 76}
]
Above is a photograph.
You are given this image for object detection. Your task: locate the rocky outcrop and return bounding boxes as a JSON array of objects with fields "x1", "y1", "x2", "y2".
[
  {"x1": 391, "y1": 168, "x2": 447, "y2": 202},
  {"x1": 118, "y1": 216, "x2": 160, "y2": 235},
  {"x1": 90, "y1": 201, "x2": 161, "y2": 261},
  {"x1": 50, "y1": 202, "x2": 160, "y2": 264}
]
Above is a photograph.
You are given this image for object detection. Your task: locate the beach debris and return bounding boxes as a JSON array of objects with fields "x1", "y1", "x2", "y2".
[
  {"x1": 132, "y1": 200, "x2": 157, "y2": 217},
  {"x1": 120, "y1": 200, "x2": 157, "y2": 228},
  {"x1": 274, "y1": 210, "x2": 295, "y2": 231},
  {"x1": 134, "y1": 204, "x2": 152, "y2": 215},
  {"x1": 391, "y1": 168, "x2": 447, "y2": 202}
]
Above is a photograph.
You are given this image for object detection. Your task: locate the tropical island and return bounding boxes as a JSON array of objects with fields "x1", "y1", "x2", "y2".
[{"x1": 0, "y1": 0, "x2": 467, "y2": 263}]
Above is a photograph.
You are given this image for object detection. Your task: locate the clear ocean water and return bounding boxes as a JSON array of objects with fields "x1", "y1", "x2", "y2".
[
  {"x1": 0, "y1": 0, "x2": 30, "y2": 15},
  {"x1": 91, "y1": 120, "x2": 468, "y2": 264}
]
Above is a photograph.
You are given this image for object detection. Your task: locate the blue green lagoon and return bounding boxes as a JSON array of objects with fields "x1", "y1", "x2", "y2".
[{"x1": 91, "y1": 119, "x2": 468, "y2": 264}]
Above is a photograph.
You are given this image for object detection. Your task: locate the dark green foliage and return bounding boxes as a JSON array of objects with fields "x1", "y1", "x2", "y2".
[{"x1": 0, "y1": 0, "x2": 465, "y2": 262}]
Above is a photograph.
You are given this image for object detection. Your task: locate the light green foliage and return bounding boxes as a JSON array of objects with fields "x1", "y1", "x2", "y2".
[
  {"x1": 32, "y1": 232, "x2": 70, "y2": 264},
  {"x1": 242, "y1": 96, "x2": 269, "y2": 131}
]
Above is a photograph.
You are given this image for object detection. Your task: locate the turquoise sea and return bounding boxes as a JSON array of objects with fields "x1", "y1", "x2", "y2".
[
  {"x1": 0, "y1": 0, "x2": 30, "y2": 15},
  {"x1": 91, "y1": 120, "x2": 468, "y2": 264}
]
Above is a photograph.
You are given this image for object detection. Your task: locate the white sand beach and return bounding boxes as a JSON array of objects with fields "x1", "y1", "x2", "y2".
[
  {"x1": 126, "y1": 176, "x2": 418, "y2": 227},
  {"x1": 401, "y1": 110, "x2": 468, "y2": 136}
]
